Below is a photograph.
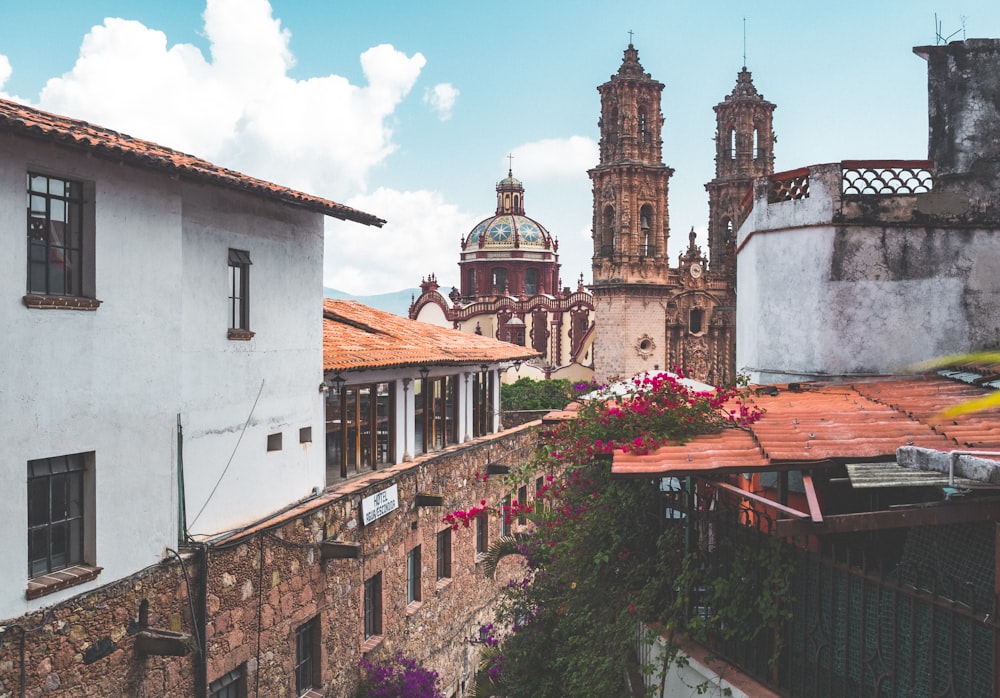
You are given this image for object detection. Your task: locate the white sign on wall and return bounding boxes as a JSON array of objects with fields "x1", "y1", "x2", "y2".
[{"x1": 361, "y1": 484, "x2": 399, "y2": 526}]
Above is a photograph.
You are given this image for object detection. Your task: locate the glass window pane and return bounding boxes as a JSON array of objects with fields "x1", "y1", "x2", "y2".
[
  {"x1": 50, "y1": 474, "x2": 68, "y2": 519},
  {"x1": 68, "y1": 518, "x2": 82, "y2": 565},
  {"x1": 29, "y1": 528, "x2": 49, "y2": 577},
  {"x1": 28, "y1": 478, "x2": 50, "y2": 526},
  {"x1": 50, "y1": 523, "x2": 68, "y2": 570}
]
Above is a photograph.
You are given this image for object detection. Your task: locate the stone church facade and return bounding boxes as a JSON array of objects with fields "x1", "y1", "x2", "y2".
[{"x1": 590, "y1": 44, "x2": 775, "y2": 384}]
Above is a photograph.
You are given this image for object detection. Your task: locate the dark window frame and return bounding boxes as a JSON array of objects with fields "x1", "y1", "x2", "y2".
[
  {"x1": 407, "y1": 546, "x2": 421, "y2": 604},
  {"x1": 364, "y1": 572, "x2": 383, "y2": 638},
  {"x1": 228, "y1": 248, "x2": 252, "y2": 337},
  {"x1": 209, "y1": 665, "x2": 246, "y2": 698},
  {"x1": 294, "y1": 616, "x2": 320, "y2": 695},
  {"x1": 436, "y1": 528, "x2": 452, "y2": 580},
  {"x1": 27, "y1": 172, "x2": 87, "y2": 298},
  {"x1": 28, "y1": 453, "x2": 87, "y2": 578},
  {"x1": 476, "y1": 512, "x2": 489, "y2": 557},
  {"x1": 501, "y1": 495, "x2": 512, "y2": 538}
]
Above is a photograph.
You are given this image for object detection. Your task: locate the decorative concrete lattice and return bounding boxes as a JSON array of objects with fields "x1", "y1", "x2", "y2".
[
  {"x1": 842, "y1": 163, "x2": 934, "y2": 195},
  {"x1": 768, "y1": 169, "x2": 810, "y2": 203}
]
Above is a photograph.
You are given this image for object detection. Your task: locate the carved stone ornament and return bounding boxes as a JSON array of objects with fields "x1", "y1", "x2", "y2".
[{"x1": 635, "y1": 333, "x2": 656, "y2": 360}]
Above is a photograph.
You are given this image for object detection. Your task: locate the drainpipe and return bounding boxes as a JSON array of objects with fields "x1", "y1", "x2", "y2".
[
  {"x1": 947, "y1": 449, "x2": 1000, "y2": 487},
  {"x1": 197, "y1": 543, "x2": 209, "y2": 698},
  {"x1": 177, "y1": 414, "x2": 187, "y2": 546}
]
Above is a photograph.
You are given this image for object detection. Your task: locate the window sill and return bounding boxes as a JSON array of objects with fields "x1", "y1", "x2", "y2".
[
  {"x1": 26, "y1": 564, "x2": 102, "y2": 600},
  {"x1": 23, "y1": 294, "x2": 102, "y2": 311},
  {"x1": 299, "y1": 690, "x2": 324, "y2": 698},
  {"x1": 360, "y1": 635, "x2": 383, "y2": 654},
  {"x1": 475, "y1": 552, "x2": 486, "y2": 564},
  {"x1": 435, "y1": 577, "x2": 452, "y2": 593},
  {"x1": 227, "y1": 328, "x2": 255, "y2": 341},
  {"x1": 405, "y1": 601, "x2": 423, "y2": 616}
]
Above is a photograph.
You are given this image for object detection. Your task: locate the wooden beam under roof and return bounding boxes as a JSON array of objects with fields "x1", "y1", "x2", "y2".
[{"x1": 775, "y1": 498, "x2": 1000, "y2": 537}]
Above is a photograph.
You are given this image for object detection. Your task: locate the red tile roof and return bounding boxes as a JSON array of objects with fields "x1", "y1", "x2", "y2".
[
  {"x1": 613, "y1": 375, "x2": 1000, "y2": 478},
  {"x1": 0, "y1": 98, "x2": 384, "y2": 227},
  {"x1": 323, "y1": 299, "x2": 538, "y2": 372}
]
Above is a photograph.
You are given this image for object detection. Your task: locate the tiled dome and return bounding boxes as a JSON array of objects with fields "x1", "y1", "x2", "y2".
[{"x1": 466, "y1": 214, "x2": 552, "y2": 250}]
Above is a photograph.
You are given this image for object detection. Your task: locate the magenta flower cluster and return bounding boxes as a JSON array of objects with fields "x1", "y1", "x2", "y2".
[{"x1": 357, "y1": 652, "x2": 443, "y2": 698}]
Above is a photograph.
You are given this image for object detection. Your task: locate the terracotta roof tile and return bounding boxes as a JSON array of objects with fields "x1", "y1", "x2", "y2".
[
  {"x1": 0, "y1": 98, "x2": 384, "y2": 227},
  {"x1": 323, "y1": 299, "x2": 537, "y2": 372},
  {"x1": 612, "y1": 375, "x2": 1000, "y2": 477}
]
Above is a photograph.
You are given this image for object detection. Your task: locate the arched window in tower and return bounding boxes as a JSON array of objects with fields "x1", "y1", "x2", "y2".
[
  {"x1": 724, "y1": 218, "x2": 734, "y2": 244},
  {"x1": 639, "y1": 205, "x2": 653, "y2": 257},
  {"x1": 504, "y1": 193, "x2": 511, "y2": 211},
  {"x1": 513, "y1": 194, "x2": 520, "y2": 211},
  {"x1": 602, "y1": 206, "x2": 616, "y2": 256},
  {"x1": 638, "y1": 108, "x2": 647, "y2": 143},
  {"x1": 608, "y1": 107, "x2": 619, "y2": 146},
  {"x1": 492, "y1": 267, "x2": 507, "y2": 294},
  {"x1": 525, "y1": 268, "x2": 539, "y2": 296},
  {"x1": 467, "y1": 268, "x2": 477, "y2": 297},
  {"x1": 730, "y1": 128, "x2": 737, "y2": 159},
  {"x1": 753, "y1": 128, "x2": 759, "y2": 159}
]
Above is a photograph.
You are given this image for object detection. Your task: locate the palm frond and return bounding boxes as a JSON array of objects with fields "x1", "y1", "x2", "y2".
[
  {"x1": 936, "y1": 391, "x2": 1000, "y2": 420},
  {"x1": 483, "y1": 533, "x2": 528, "y2": 580},
  {"x1": 909, "y1": 352, "x2": 1000, "y2": 373}
]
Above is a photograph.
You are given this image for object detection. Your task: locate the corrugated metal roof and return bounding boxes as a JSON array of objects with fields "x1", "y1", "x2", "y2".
[
  {"x1": 323, "y1": 299, "x2": 538, "y2": 372},
  {"x1": 612, "y1": 375, "x2": 1000, "y2": 478},
  {"x1": 845, "y1": 462, "x2": 1000, "y2": 489}
]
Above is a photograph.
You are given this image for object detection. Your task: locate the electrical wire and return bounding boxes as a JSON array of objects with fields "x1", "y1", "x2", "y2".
[{"x1": 188, "y1": 380, "x2": 265, "y2": 532}]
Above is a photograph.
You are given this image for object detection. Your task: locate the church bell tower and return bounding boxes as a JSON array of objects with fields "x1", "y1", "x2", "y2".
[
  {"x1": 705, "y1": 67, "x2": 775, "y2": 274},
  {"x1": 589, "y1": 43, "x2": 675, "y2": 380}
]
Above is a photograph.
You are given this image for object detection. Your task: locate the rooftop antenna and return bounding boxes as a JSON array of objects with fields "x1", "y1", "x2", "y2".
[
  {"x1": 935, "y1": 13, "x2": 966, "y2": 44},
  {"x1": 743, "y1": 17, "x2": 747, "y2": 69}
]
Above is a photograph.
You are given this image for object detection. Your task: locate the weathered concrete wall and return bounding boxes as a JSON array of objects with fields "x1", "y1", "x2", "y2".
[
  {"x1": 0, "y1": 426, "x2": 539, "y2": 698},
  {"x1": 916, "y1": 39, "x2": 1000, "y2": 202},
  {"x1": 738, "y1": 164, "x2": 1000, "y2": 384}
]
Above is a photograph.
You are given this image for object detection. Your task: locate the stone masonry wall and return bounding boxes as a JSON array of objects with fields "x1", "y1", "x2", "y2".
[{"x1": 0, "y1": 424, "x2": 541, "y2": 698}]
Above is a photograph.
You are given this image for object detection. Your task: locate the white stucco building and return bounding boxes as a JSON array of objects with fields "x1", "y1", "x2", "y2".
[
  {"x1": 0, "y1": 98, "x2": 383, "y2": 620},
  {"x1": 737, "y1": 39, "x2": 1000, "y2": 384}
]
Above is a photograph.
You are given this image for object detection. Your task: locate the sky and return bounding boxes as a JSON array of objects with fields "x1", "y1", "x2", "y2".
[{"x1": 1, "y1": 1, "x2": 999, "y2": 296}]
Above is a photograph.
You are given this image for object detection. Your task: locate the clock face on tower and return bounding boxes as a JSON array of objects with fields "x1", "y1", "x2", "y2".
[{"x1": 690, "y1": 262, "x2": 703, "y2": 279}]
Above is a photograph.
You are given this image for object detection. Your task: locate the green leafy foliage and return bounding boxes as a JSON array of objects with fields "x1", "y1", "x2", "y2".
[
  {"x1": 456, "y1": 373, "x2": 786, "y2": 697},
  {"x1": 500, "y1": 377, "x2": 581, "y2": 411}
]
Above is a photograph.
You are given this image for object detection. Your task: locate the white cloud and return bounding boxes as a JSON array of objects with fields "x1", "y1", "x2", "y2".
[
  {"x1": 423, "y1": 82, "x2": 459, "y2": 121},
  {"x1": 35, "y1": 0, "x2": 425, "y2": 196},
  {"x1": 511, "y1": 136, "x2": 598, "y2": 179},
  {"x1": 325, "y1": 187, "x2": 477, "y2": 296},
  {"x1": 16, "y1": 0, "x2": 464, "y2": 297},
  {"x1": 0, "y1": 54, "x2": 11, "y2": 92}
]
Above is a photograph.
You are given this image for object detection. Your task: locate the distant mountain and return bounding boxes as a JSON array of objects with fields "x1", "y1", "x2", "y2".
[{"x1": 324, "y1": 287, "x2": 423, "y2": 317}]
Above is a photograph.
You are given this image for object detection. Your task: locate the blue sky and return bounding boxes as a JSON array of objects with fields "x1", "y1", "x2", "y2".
[{"x1": 2, "y1": 1, "x2": 998, "y2": 295}]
